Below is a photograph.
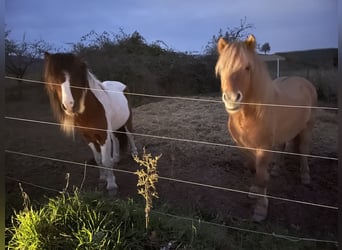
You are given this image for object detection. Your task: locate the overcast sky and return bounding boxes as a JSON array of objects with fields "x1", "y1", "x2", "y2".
[{"x1": 5, "y1": 0, "x2": 337, "y2": 53}]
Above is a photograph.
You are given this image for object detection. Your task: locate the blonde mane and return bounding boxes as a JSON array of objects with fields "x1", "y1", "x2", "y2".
[{"x1": 215, "y1": 40, "x2": 275, "y2": 118}]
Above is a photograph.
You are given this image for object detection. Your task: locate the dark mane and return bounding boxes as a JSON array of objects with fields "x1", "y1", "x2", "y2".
[
  {"x1": 44, "y1": 53, "x2": 88, "y2": 84},
  {"x1": 43, "y1": 52, "x2": 88, "y2": 135}
]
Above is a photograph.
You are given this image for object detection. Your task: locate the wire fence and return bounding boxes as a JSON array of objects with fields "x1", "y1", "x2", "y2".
[
  {"x1": 4, "y1": 76, "x2": 339, "y2": 245},
  {"x1": 5, "y1": 149, "x2": 338, "y2": 210},
  {"x1": 4, "y1": 116, "x2": 338, "y2": 161},
  {"x1": 4, "y1": 76, "x2": 339, "y2": 111}
]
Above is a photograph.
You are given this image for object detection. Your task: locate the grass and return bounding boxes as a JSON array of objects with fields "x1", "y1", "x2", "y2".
[
  {"x1": 134, "y1": 149, "x2": 161, "y2": 230},
  {"x1": 6, "y1": 189, "x2": 337, "y2": 250}
]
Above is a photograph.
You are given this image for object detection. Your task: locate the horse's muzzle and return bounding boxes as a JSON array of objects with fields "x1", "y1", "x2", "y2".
[
  {"x1": 222, "y1": 91, "x2": 243, "y2": 114},
  {"x1": 61, "y1": 103, "x2": 76, "y2": 116}
]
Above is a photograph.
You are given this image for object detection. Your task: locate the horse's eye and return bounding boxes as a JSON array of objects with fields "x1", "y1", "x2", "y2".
[{"x1": 245, "y1": 65, "x2": 250, "y2": 71}]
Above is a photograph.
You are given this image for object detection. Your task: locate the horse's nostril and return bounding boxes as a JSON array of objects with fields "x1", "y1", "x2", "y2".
[
  {"x1": 61, "y1": 103, "x2": 67, "y2": 111},
  {"x1": 222, "y1": 93, "x2": 228, "y2": 102},
  {"x1": 236, "y1": 92, "x2": 242, "y2": 102}
]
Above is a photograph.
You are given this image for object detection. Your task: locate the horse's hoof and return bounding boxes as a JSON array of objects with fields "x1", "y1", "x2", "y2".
[
  {"x1": 107, "y1": 187, "x2": 118, "y2": 196},
  {"x1": 131, "y1": 149, "x2": 138, "y2": 158},
  {"x1": 252, "y1": 198, "x2": 268, "y2": 222},
  {"x1": 252, "y1": 210, "x2": 267, "y2": 222},
  {"x1": 270, "y1": 165, "x2": 280, "y2": 177},
  {"x1": 301, "y1": 174, "x2": 311, "y2": 185},
  {"x1": 98, "y1": 180, "x2": 107, "y2": 191}
]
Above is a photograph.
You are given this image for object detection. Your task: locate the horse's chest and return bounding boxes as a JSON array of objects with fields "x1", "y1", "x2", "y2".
[
  {"x1": 228, "y1": 117, "x2": 270, "y2": 148},
  {"x1": 229, "y1": 120, "x2": 250, "y2": 147}
]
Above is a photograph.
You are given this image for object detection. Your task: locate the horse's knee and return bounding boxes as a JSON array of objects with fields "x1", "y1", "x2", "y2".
[
  {"x1": 270, "y1": 163, "x2": 280, "y2": 177},
  {"x1": 301, "y1": 172, "x2": 311, "y2": 184},
  {"x1": 248, "y1": 185, "x2": 266, "y2": 199}
]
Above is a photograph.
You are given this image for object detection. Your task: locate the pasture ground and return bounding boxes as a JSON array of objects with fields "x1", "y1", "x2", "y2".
[{"x1": 5, "y1": 84, "x2": 338, "y2": 247}]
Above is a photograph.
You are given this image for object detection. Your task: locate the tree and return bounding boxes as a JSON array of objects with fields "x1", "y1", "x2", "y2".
[
  {"x1": 5, "y1": 29, "x2": 52, "y2": 97},
  {"x1": 260, "y1": 42, "x2": 271, "y2": 54},
  {"x1": 204, "y1": 17, "x2": 254, "y2": 55}
]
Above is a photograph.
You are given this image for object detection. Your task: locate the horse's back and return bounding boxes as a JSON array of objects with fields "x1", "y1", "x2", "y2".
[
  {"x1": 271, "y1": 76, "x2": 317, "y2": 144},
  {"x1": 100, "y1": 81, "x2": 130, "y2": 130},
  {"x1": 102, "y1": 81, "x2": 127, "y2": 92},
  {"x1": 273, "y1": 76, "x2": 317, "y2": 106}
]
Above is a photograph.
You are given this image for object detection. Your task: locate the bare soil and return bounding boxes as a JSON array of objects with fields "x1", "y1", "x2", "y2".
[{"x1": 5, "y1": 85, "x2": 338, "y2": 241}]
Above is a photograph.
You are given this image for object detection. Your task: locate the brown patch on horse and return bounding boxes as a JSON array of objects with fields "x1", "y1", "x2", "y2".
[{"x1": 75, "y1": 89, "x2": 108, "y2": 149}]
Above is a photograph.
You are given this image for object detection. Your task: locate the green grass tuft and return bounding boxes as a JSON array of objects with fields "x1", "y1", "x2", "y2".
[{"x1": 6, "y1": 190, "x2": 337, "y2": 249}]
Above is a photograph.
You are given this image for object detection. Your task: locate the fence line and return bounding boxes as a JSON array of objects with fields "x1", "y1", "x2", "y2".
[
  {"x1": 151, "y1": 211, "x2": 338, "y2": 245},
  {"x1": 5, "y1": 76, "x2": 339, "y2": 111},
  {"x1": 6, "y1": 176, "x2": 61, "y2": 193},
  {"x1": 5, "y1": 175, "x2": 338, "y2": 245},
  {"x1": 5, "y1": 116, "x2": 338, "y2": 161},
  {"x1": 5, "y1": 149, "x2": 338, "y2": 210}
]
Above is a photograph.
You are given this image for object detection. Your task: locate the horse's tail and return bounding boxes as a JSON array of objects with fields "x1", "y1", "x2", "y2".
[
  {"x1": 115, "y1": 126, "x2": 128, "y2": 153},
  {"x1": 115, "y1": 108, "x2": 133, "y2": 153},
  {"x1": 114, "y1": 86, "x2": 135, "y2": 154}
]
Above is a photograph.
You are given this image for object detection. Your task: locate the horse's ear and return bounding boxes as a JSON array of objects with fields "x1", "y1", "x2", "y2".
[
  {"x1": 81, "y1": 60, "x2": 88, "y2": 69},
  {"x1": 217, "y1": 37, "x2": 228, "y2": 55},
  {"x1": 245, "y1": 35, "x2": 256, "y2": 50},
  {"x1": 44, "y1": 52, "x2": 50, "y2": 59}
]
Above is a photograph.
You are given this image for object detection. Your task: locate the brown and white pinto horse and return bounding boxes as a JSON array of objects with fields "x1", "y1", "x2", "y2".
[
  {"x1": 44, "y1": 52, "x2": 138, "y2": 194},
  {"x1": 215, "y1": 35, "x2": 317, "y2": 221}
]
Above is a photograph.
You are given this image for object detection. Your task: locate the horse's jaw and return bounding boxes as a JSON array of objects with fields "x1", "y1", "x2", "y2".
[
  {"x1": 226, "y1": 107, "x2": 241, "y2": 114},
  {"x1": 63, "y1": 110, "x2": 76, "y2": 117},
  {"x1": 224, "y1": 102, "x2": 241, "y2": 114}
]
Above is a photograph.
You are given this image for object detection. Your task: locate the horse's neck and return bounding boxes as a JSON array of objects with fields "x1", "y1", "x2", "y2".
[
  {"x1": 87, "y1": 71, "x2": 107, "y2": 101},
  {"x1": 242, "y1": 62, "x2": 275, "y2": 120},
  {"x1": 87, "y1": 72, "x2": 102, "y2": 90}
]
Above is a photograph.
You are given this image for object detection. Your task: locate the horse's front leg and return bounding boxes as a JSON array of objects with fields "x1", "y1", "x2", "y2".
[
  {"x1": 100, "y1": 132, "x2": 119, "y2": 194},
  {"x1": 248, "y1": 149, "x2": 272, "y2": 222},
  {"x1": 88, "y1": 142, "x2": 106, "y2": 184},
  {"x1": 270, "y1": 143, "x2": 286, "y2": 177}
]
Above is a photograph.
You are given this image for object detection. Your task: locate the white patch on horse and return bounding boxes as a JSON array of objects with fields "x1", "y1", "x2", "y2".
[
  {"x1": 100, "y1": 134, "x2": 118, "y2": 190},
  {"x1": 88, "y1": 72, "x2": 130, "y2": 130},
  {"x1": 61, "y1": 72, "x2": 74, "y2": 114},
  {"x1": 88, "y1": 142, "x2": 105, "y2": 180}
]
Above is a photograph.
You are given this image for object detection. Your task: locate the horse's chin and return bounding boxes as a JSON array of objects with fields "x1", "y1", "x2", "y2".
[
  {"x1": 225, "y1": 106, "x2": 241, "y2": 114},
  {"x1": 64, "y1": 110, "x2": 76, "y2": 117}
]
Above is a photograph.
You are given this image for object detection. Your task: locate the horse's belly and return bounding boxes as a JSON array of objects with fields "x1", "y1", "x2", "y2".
[{"x1": 274, "y1": 108, "x2": 311, "y2": 144}]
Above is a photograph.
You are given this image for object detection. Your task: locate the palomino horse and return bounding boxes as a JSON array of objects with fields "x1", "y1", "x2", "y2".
[
  {"x1": 44, "y1": 52, "x2": 138, "y2": 194},
  {"x1": 215, "y1": 35, "x2": 317, "y2": 221}
]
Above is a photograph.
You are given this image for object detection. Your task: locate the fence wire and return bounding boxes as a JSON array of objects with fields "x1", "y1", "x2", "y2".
[
  {"x1": 5, "y1": 76, "x2": 339, "y2": 110},
  {"x1": 5, "y1": 149, "x2": 338, "y2": 210},
  {"x1": 5, "y1": 116, "x2": 338, "y2": 161}
]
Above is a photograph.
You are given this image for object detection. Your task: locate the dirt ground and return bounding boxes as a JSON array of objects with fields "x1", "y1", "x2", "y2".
[{"x1": 5, "y1": 85, "x2": 338, "y2": 242}]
